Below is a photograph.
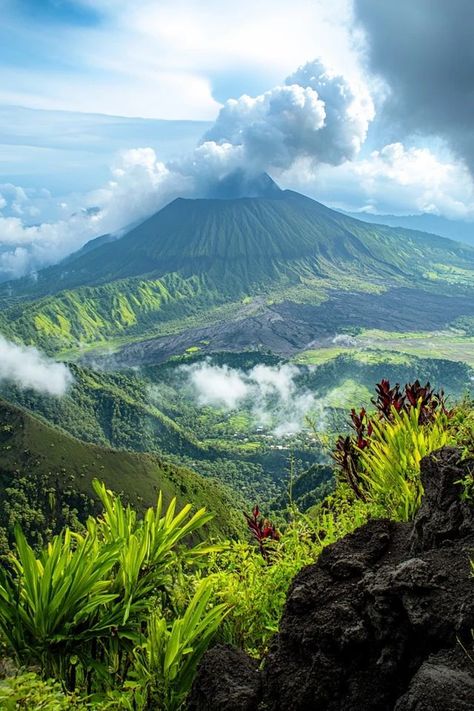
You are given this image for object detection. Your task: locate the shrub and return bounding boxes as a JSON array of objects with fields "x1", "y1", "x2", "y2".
[
  {"x1": 0, "y1": 672, "x2": 89, "y2": 710},
  {"x1": 0, "y1": 481, "x2": 220, "y2": 705},
  {"x1": 358, "y1": 406, "x2": 449, "y2": 520},
  {"x1": 123, "y1": 581, "x2": 228, "y2": 710},
  {"x1": 333, "y1": 379, "x2": 453, "y2": 521}
]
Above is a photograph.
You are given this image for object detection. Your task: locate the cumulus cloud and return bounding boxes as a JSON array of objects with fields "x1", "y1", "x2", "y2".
[
  {"x1": 183, "y1": 361, "x2": 315, "y2": 435},
  {"x1": 204, "y1": 59, "x2": 373, "y2": 173},
  {"x1": 0, "y1": 336, "x2": 73, "y2": 396},
  {"x1": 0, "y1": 58, "x2": 375, "y2": 280},
  {"x1": 283, "y1": 142, "x2": 474, "y2": 219},
  {"x1": 0, "y1": 149, "x2": 189, "y2": 280},
  {"x1": 0, "y1": 210, "x2": 100, "y2": 281},
  {"x1": 354, "y1": 0, "x2": 474, "y2": 175}
]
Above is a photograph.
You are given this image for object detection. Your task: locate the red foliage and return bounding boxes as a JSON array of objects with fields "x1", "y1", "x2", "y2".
[
  {"x1": 244, "y1": 505, "x2": 280, "y2": 560},
  {"x1": 333, "y1": 379, "x2": 451, "y2": 499}
]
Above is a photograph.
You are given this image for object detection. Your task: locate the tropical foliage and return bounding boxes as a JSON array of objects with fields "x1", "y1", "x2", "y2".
[
  {"x1": 0, "y1": 482, "x2": 226, "y2": 709},
  {"x1": 333, "y1": 380, "x2": 452, "y2": 520},
  {"x1": 0, "y1": 381, "x2": 472, "y2": 707}
]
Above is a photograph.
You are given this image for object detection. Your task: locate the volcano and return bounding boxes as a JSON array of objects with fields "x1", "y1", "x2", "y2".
[{"x1": 1, "y1": 176, "x2": 474, "y2": 358}]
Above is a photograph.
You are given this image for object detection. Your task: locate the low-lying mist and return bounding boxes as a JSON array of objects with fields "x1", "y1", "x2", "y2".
[
  {"x1": 181, "y1": 360, "x2": 316, "y2": 436},
  {"x1": 0, "y1": 335, "x2": 73, "y2": 396}
]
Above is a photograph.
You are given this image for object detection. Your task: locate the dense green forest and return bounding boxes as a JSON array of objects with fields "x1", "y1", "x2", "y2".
[
  {"x1": 0, "y1": 380, "x2": 472, "y2": 708},
  {"x1": 0, "y1": 397, "x2": 244, "y2": 553},
  {"x1": 1, "y1": 349, "x2": 471, "y2": 506}
]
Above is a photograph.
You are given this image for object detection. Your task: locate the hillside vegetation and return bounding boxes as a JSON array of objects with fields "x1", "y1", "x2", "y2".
[
  {"x1": 0, "y1": 380, "x2": 472, "y2": 709},
  {"x1": 2, "y1": 189, "x2": 474, "y2": 355},
  {"x1": 1, "y1": 351, "x2": 471, "y2": 506},
  {"x1": 0, "y1": 397, "x2": 244, "y2": 551}
]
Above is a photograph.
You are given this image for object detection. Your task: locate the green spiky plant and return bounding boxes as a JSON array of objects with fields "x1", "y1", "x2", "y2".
[
  {"x1": 358, "y1": 406, "x2": 450, "y2": 520},
  {"x1": 333, "y1": 380, "x2": 453, "y2": 521},
  {"x1": 0, "y1": 480, "x2": 220, "y2": 701},
  {"x1": 121, "y1": 581, "x2": 228, "y2": 710}
]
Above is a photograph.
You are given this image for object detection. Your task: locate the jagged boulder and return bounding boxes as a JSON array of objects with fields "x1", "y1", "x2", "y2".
[
  {"x1": 394, "y1": 647, "x2": 474, "y2": 711},
  {"x1": 187, "y1": 645, "x2": 260, "y2": 711},
  {"x1": 188, "y1": 448, "x2": 474, "y2": 710}
]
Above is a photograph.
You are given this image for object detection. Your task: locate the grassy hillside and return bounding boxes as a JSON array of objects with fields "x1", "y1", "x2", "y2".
[
  {"x1": 2, "y1": 190, "x2": 474, "y2": 355},
  {"x1": 0, "y1": 397, "x2": 245, "y2": 548}
]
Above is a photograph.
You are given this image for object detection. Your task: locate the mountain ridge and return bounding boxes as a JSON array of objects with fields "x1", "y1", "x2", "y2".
[
  {"x1": 1, "y1": 184, "x2": 474, "y2": 357},
  {"x1": 5, "y1": 187, "x2": 474, "y2": 298},
  {"x1": 0, "y1": 394, "x2": 244, "y2": 544}
]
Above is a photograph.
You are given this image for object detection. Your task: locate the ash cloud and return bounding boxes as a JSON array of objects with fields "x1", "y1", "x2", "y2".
[
  {"x1": 0, "y1": 58, "x2": 373, "y2": 280},
  {"x1": 0, "y1": 335, "x2": 73, "y2": 396},
  {"x1": 182, "y1": 361, "x2": 315, "y2": 435},
  {"x1": 354, "y1": 0, "x2": 474, "y2": 174}
]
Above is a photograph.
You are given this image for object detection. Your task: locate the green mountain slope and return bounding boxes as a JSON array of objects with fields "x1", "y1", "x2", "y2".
[
  {"x1": 11, "y1": 190, "x2": 474, "y2": 292},
  {"x1": 1, "y1": 350, "x2": 471, "y2": 506},
  {"x1": 0, "y1": 362, "x2": 313, "y2": 503},
  {"x1": 2, "y1": 187, "x2": 474, "y2": 356},
  {"x1": 0, "y1": 396, "x2": 244, "y2": 545}
]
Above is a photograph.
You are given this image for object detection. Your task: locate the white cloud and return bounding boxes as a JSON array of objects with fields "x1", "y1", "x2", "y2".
[
  {"x1": 187, "y1": 362, "x2": 250, "y2": 409},
  {"x1": 0, "y1": 0, "x2": 359, "y2": 120},
  {"x1": 283, "y1": 142, "x2": 474, "y2": 219},
  {"x1": 0, "y1": 336, "x2": 73, "y2": 396},
  {"x1": 0, "y1": 211, "x2": 99, "y2": 280},
  {"x1": 0, "y1": 67, "x2": 221, "y2": 122},
  {"x1": 183, "y1": 361, "x2": 315, "y2": 435}
]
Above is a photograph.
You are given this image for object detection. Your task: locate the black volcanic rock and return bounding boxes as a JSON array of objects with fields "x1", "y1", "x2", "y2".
[
  {"x1": 411, "y1": 447, "x2": 474, "y2": 551},
  {"x1": 394, "y1": 647, "x2": 474, "y2": 711},
  {"x1": 187, "y1": 645, "x2": 261, "y2": 711},
  {"x1": 187, "y1": 448, "x2": 474, "y2": 710}
]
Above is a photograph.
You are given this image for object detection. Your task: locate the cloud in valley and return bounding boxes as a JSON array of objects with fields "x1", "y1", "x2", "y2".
[
  {"x1": 0, "y1": 335, "x2": 73, "y2": 396},
  {"x1": 183, "y1": 361, "x2": 315, "y2": 435}
]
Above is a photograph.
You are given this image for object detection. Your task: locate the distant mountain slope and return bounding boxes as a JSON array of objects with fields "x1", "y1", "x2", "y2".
[
  {"x1": 8, "y1": 189, "x2": 474, "y2": 296},
  {"x1": 0, "y1": 396, "x2": 244, "y2": 540},
  {"x1": 1, "y1": 183, "x2": 474, "y2": 357},
  {"x1": 0, "y1": 363, "x2": 310, "y2": 504},
  {"x1": 342, "y1": 210, "x2": 474, "y2": 247}
]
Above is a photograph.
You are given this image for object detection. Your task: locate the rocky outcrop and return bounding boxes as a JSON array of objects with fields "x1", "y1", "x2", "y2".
[
  {"x1": 187, "y1": 645, "x2": 261, "y2": 711},
  {"x1": 188, "y1": 448, "x2": 474, "y2": 710},
  {"x1": 394, "y1": 647, "x2": 474, "y2": 711}
]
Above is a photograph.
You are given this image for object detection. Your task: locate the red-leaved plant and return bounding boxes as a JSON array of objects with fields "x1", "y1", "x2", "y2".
[
  {"x1": 333, "y1": 379, "x2": 451, "y2": 499},
  {"x1": 244, "y1": 505, "x2": 280, "y2": 560}
]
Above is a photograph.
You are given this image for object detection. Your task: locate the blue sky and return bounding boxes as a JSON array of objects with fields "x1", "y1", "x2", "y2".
[{"x1": 0, "y1": 0, "x2": 473, "y2": 280}]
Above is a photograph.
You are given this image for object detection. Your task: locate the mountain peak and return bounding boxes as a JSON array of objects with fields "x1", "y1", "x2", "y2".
[{"x1": 207, "y1": 170, "x2": 282, "y2": 199}]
